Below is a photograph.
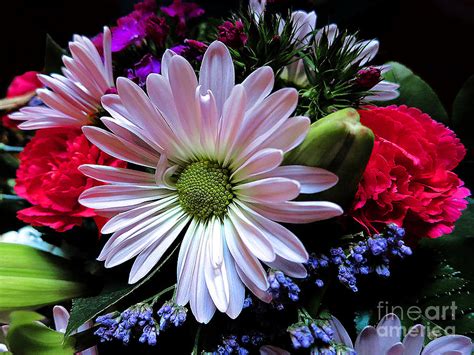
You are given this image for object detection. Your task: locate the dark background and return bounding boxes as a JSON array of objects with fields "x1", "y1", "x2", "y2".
[{"x1": 1, "y1": 0, "x2": 473, "y2": 112}]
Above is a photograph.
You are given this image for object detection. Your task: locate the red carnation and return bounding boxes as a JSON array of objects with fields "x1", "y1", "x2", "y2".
[
  {"x1": 217, "y1": 20, "x2": 248, "y2": 49},
  {"x1": 2, "y1": 71, "x2": 43, "y2": 128},
  {"x1": 351, "y1": 105, "x2": 470, "y2": 240},
  {"x1": 15, "y1": 128, "x2": 125, "y2": 232}
]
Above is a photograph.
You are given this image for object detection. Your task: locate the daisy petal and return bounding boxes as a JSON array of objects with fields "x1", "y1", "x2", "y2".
[
  {"x1": 258, "y1": 166, "x2": 338, "y2": 194},
  {"x1": 199, "y1": 41, "x2": 235, "y2": 114},
  {"x1": 241, "y1": 66, "x2": 274, "y2": 110},
  {"x1": 235, "y1": 178, "x2": 300, "y2": 204},
  {"x1": 231, "y1": 148, "x2": 283, "y2": 183},
  {"x1": 250, "y1": 200, "x2": 343, "y2": 223},
  {"x1": 421, "y1": 335, "x2": 473, "y2": 355},
  {"x1": 53, "y1": 306, "x2": 70, "y2": 333}
]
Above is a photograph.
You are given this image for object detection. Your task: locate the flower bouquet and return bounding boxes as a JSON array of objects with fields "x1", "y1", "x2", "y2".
[{"x1": 0, "y1": 0, "x2": 473, "y2": 354}]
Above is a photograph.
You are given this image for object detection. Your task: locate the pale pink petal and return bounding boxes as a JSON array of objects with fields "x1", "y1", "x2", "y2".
[
  {"x1": 199, "y1": 41, "x2": 235, "y2": 114},
  {"x1": 102, "y1": 26, "x2": 114, "y2": 87},
  {"x1": 257, "y1": 166, "x2": 338, "y2": 194},
  {"x1": 236, "y1": 201, "x2": 308, "y2": 263},
  {"x1": 128, "y1": 214, "x2": 190, "y2": 283},
  {"x1": 189, "y1": 223, "x2": 216, "y2": 323},
  {"x1": 421, "y1": 335, "x2": 472, "y2": 355},
  {"x1": 222, "y1": 238, "x2": 245, "y2": 319},
  {"x1": 53, "y1": 306, "x2": 70, "y2": 333},
  {"x1": 231, "y1": 149, "x2": 283, "y2": 183},
  {"x1": 354, "y1": 326, "x2": 380, "y2": 355},
  {"x1": 224, "y1": 218, "x2": 269, "y2": 291},
  {"x1": 266, "y1": 256, "x2": 307, "y2": 278},
  {"x1": 387, "y1": 343, "x2": 404, "y2": 355},
  {"x1": 218, "y1": 84, "x2": 247, "y2": 164},
  {"x1": 235, "y1": 178, "x2": 300, "y2": 204},
  {"x1": 204, "y1": 219, "x2": 230, "y2": 312},
  {"x1": 259, "y1": 116, "x2": 310, "y2": 153},
  {"x1": 160, "y1": 49, "x2": 177, "y2": 80},
  {"x1": 79, "y1": 185, "x2": 168, "y2": 210},
  {"x1": 402, "y1": 325, "x2": 425, "y2": 355},
  {"x1": 79, "y1": 165, "x2": 156, "y2": 186},
  {"x1": 101, "y1": 196, "x2": 178, "y2": 234},
  {"x1": 104, "y1": 207, "x2": 185, "y2": 268},
  {"x1": 176, "y1": 220, "x2": 201, "y2": 305},
  {"x1": 376, "y1": 313, "x2": 402, "y2": 354},
  {"x1": 249, "y1": 200, "x2": 343, "y2": 223},
  {"x1": 241, "y1": 66, "x2": 274, "y2": 110},
  {"x1": 229, "y1": 204, "x2": 275, "y2": 263},
  {"x1": 82, "y1": 126, "x2": 159, "y2": 167},
  {"x1": 354, "y1": 40, "x2": 379, "y2": 66},
  {"x1": 329, "y1": 317, "x2": 354, "y2": 348},
  {"x1": 198, "y1": 88, "x2": 219, "y2": 157},
  {"x1": 235, "y1": 264, "x2": 272, "y2": 303}
]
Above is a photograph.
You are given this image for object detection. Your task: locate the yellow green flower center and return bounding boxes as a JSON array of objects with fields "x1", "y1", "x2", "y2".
[{"x1": 176, "y1": 161, "x2": 234, "y2": 220}]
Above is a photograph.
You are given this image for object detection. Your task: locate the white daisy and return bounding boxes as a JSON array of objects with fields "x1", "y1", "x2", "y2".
[
  {"x1": 78, "y1": 41, "x2": 343, "y2": 323},
  {"x1": 10, "y1": 27, "x2": 114, "y2": 130}
]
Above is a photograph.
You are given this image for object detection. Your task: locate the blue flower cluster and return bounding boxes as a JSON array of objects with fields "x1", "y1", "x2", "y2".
[
  {"x1": 213, "y1": 333, "x2": 264, "y2": 355},
  {"x1": 157, "y1": 301, "x2": 187, "y2": 330},
  {"x1": 288, "y1": 320, "x2": 333, "y2": 350},
  {"x1": 268, "y1": 270, "x2": 300, "y2": 310},
  {"x1": 95, "y1": 300, "x2": 187, "y2": 346},
  {"x1": 307, "y1": 224, "x2": 412, "y2": 292}
]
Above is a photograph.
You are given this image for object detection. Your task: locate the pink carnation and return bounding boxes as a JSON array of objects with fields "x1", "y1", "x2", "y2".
[
  {"x1": 15, "y1": 128, "x2": 125, "y2": 232},
  {"x1": 351, "y1": 105, "x2": 470, "y2": 240}
]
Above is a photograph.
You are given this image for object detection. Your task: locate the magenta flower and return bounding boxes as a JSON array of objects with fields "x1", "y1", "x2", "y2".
[
  {"x1": 161, "y1": 0, "x2": 205, "y2": 36},
  {"x1": 218, "y1": 20, "x2": 248, "y2": 49},
  {"x1": 127, "y1": 54, "x2": 161, "y2": 88}
]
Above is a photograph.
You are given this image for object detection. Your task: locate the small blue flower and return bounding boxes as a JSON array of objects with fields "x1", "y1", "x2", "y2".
[{"x1": 157, "y1": 301, "x2": 187, "y2": 330}]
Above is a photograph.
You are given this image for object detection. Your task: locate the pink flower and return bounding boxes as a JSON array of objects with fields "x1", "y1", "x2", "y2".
[
  {"x1": 351, "y1": 105, "x2": 470, "y2": 240},
  {"x1": 15, "y1": 128, "x2": 125, "y2": 232},
  {"x1": 217, "y1": 20, "x2": 248, "y2": 49},
  {"x1": 2, "y1": 71, "x2": 43, "y2": 128},
  {"x1": 161, "y1": 0, "x2": 204, "y2": 37}
]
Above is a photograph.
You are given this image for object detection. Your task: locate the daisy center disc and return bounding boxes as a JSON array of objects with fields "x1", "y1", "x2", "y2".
[{"x1": 176, "y1": 161, "x2": 234, "y2": 220}]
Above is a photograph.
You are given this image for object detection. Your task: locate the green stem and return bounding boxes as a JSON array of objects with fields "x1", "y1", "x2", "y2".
[
  {"x1": 191, "y1": 326, "x2": 202, "y2": 355},
  {"x1": 143, "y1": 284, "x2": 175, "y2": 305}
]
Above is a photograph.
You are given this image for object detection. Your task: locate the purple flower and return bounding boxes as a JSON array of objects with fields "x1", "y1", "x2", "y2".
[
  {"x1": 217, "y1": 20, "x2": 248, "y2": 49},
  {"x1": 127, "y1": 54, "x2": 161, "y2": 88},
  {"x1": 161, "y1": 0, "x2": 205, "y2": 37},
  {"x1": 170, "y1": 39, "x2": 207, "y2": 62}
]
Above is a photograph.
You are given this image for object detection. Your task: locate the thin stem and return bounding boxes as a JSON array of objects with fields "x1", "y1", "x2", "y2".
[
  {"x1": 191, "y1": 326, "x2": 202, "y2": 355},
  {"x1": 0, "y1": 194, "x2": 24, "y2": 201},
  {"x1": 143, "y1": 284, "x2": 176, "y2": 305},
  {"x1": 0, "y1": 143, "x2": 23, "y2": 153}
]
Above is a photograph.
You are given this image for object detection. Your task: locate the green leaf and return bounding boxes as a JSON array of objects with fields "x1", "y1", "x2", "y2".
[
  {"x1": 380, "y1": 62, "x2": 449, "y2": 123},
  {"x1": 0, "y1": 243, "x2": 87, "y2": 311},
  {"x1": 44, "y1": 35, "x2": 67, "y2": 75},
  {"x1": 65, "y1": 243, "x2": 180, "y2": 336},
  {"x1": 6, "y1": 311, "x2": 75, "y2": 355},
  {"x1": 453, "y1": 75, "x2": 474, "y2": 149}
]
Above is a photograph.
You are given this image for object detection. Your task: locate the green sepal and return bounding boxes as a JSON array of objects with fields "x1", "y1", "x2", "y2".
[
  {"x1": 285, "y1": 108, "x2": 374, "y2": 207},
  {"x1": 6, "y1": 311, "x2": 75, "y2": 355}
]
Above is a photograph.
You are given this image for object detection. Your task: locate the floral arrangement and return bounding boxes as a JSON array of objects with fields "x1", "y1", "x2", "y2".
[{"x1": 0, "y1": 0, "x2": 473, "y2": 354}]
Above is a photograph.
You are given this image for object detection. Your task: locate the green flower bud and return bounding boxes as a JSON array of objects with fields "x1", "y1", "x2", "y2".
[
  {"x1": 0, "y1": 243, "x2": 88, "y2": 312},
  {"x1": 6, "y1": 311, "x2": 75, "y2": 355},
  {"x1": 285, "y1": 108, "x2": 374, "y2": 207}
]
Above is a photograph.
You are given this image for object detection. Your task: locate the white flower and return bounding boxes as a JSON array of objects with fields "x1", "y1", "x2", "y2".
[
  {"x1": 10, "y1": 27, "x2": 114, "y2": 130},
  {"x1": 78, "y1": 41, "x2": 343, "y2": 323},
  {"x1": 330, "y1": 313, "x2": 473, "y2": 355}
]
